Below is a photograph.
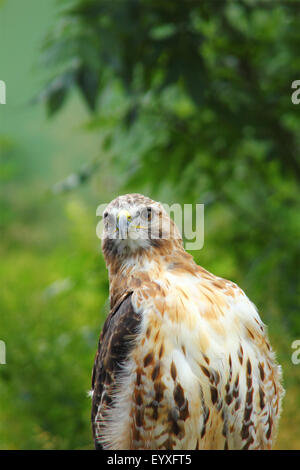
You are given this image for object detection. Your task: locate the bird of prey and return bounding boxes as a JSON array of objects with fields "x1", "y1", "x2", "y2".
[{"x1": 91, "y1": 193, "x2": 284, "y2": 450}]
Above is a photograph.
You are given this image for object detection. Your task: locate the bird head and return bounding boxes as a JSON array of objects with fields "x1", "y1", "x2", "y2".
[{"x1": 101, "y1": 193, "x2": 182, "y2": 260}]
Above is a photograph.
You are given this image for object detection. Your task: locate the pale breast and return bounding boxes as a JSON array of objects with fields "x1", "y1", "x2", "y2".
[
  {"x1": 127, "y1": 271, "x2": 283, "y2": 449},
  {"x1": 100, "y1": 269, "x2": 283, "y2": 450}
]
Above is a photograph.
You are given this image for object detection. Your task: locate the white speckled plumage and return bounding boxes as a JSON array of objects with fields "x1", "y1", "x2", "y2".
[{"x1": 91, "y1": 194, "x2": 284, "y2": 450}]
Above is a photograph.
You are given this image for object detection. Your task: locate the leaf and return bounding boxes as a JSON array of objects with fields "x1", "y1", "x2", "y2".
[{"x1": 76, "y1": 65, "x2": 99, "y2": 111}]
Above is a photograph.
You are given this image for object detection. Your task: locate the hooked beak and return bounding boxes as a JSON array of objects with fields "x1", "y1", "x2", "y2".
[{"x1": 117, "y1": 209, "x2": 131, "y2": 239}]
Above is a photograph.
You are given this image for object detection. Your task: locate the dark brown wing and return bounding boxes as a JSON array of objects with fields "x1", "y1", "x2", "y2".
[{"x1": 91, "y1": 291, "x2": 141, "y2": 450}]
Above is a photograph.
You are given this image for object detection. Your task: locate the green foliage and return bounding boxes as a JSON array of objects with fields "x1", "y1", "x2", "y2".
[
  {"x1": 1, "y1": 0, "x2": 300, "y2": 450},
  {"x1": 40, "y1": 0, "x2": 300, "y2": 334},
  {"x1": 0, "y1": 196, "x2": 107, "y2": 449}
]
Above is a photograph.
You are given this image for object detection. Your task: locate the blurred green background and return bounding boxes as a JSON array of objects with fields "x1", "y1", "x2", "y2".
[{"x1": 0, "y1": 0, "x2": 299, "y2": 450}]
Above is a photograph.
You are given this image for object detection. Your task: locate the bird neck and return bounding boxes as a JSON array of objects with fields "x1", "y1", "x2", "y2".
[{"x1": 105, "y1": 242, "x2": 194, "y2": 309}]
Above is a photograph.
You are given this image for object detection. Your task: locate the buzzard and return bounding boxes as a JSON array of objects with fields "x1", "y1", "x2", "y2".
[{"x1": 91, "y1": 193, "x2": 284, "y2": 450}]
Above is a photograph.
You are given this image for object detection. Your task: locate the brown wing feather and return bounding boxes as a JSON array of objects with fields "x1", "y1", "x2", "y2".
[{"x1": 91, "y1": 291, "x2": 141, "y2": 449}]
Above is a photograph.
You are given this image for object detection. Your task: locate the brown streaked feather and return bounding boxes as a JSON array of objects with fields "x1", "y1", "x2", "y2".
[{"x1": 91, "y1": 291, "x2": 141, "y2": 449}]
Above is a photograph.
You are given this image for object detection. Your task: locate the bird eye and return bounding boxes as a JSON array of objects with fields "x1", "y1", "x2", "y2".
[{"x1": 104, "y1": 213, "x2": 115, "y2": 232}]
